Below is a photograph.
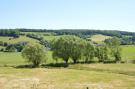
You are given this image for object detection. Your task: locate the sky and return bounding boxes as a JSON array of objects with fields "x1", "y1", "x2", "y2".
[{"x1": 0, "y1": 0, "x2": 135, "y2": 32}]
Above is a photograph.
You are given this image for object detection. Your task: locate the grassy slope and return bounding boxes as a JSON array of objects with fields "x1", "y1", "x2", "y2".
[
  {"x1": 0, "y1": 34, "x2": 135, "y2": 88},
  {"x1": 21, "y1": 32, "x2": 62, "y2": 41},
  {"x1": 121, "y1": 45, "x2": 135, "y2": 62},
  {"x1": 90, "y1": 34, "x2": 111, "y2": 43},
  {"x1": 0, "y1": 36, "x2": 38, "y2": 44},
  {"x1": 21, "y1": 32, "x2": 54, "y2": 35}
]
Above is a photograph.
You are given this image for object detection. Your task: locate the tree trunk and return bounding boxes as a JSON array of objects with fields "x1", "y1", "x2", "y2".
[
  {"x1": 85, "y1": 58, "x2": 88, "y2": 63},
  {"x1": 33, "y1": 61, "x2": 40, "y2": 68},
  {"x1": 64, "y1": 59, "x2": 68, "y2": 64},
  {"x1": 73, "y1": 59, "x2": 77, "y2": 64}
]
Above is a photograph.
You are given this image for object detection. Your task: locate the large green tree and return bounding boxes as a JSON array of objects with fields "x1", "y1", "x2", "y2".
[
  {"x1": 51, "y1": 36, "x2": 71, "y2": 63},
  {"x1": 51, "y1": 35, "x2": 85, "y2": 64},
  {"x1": 105, "y1": 37, "x2": 122, "y2": 62},
  {"x1": 69, "y1": 36, "x2": 85, "y2": 63},
  {"x1": 95, "y1": 45, "x2": 109, "y2": 62},
  {"x1": 22, "y1": 42, "x2": 47, "y2": 67},
  {"x1": 83, "y1": 42, "x2": 95, "y2": 63}
]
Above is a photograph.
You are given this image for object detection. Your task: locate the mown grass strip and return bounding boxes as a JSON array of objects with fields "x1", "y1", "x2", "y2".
[{"x1": 69, "y1": 64, "x2": 135, "y2": 76}]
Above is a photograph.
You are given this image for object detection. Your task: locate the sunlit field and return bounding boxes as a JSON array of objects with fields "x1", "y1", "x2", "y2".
[
  {"x1": 0, "y1": 33, "x2": 135, "y2": 89},
  {"x1": 0, "y1": 36, "x2": 38, "y2": 44},
  {"x1": 0, "y1": 50, "x2": 135, "y2": 89}
]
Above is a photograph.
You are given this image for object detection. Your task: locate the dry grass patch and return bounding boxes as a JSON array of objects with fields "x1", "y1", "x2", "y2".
[{"x1": 0, "y1": 67, "x2": 134, "y2": 89}]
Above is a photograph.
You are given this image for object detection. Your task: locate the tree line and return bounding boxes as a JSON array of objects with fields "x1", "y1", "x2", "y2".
[
  {"x1": 22, "y1": 36, "x2": 122, "y2": 67},
  {"x1": 18, "y1": 29, "x2": 135, "y2": 38},
  {"x1": 0, "y1": 29, "x2": 20, "y2": 37},
  {"x1": 0, "y1": 41, "x2": 27, "y2": 52},
  {"x1": 51, "y1": 36, "x2": 121, "y2": 64}
]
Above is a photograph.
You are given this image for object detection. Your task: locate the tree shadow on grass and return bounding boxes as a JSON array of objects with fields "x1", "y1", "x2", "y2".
[
  {"x1": 42, "y1": 63, "x2": 69, "y2": 68},
  {"x1": 14, "y1": 63, "x2": 69, "y2": 69},
  {"x1": 15, "y1": 61, "x2": 98, "y2": 69},
  {"x1": 14, "y1": 64, "x2": 36, "y2": 69},
  {"x1": 43, "y1": 61, "x2": 98, "y2": 68},
  {"x1": 131, "y1": 60, "x2": 135, "y2": 64}
]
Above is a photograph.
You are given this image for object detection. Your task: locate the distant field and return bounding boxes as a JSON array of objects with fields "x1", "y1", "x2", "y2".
[
  {"x1": 0, "y1": 36, "x2": 39, "y2": 44},
  {"x1": 121, "y1": 45, "x2": 135, "y2": 62},
  {"x1": 21, "y1": 32, "x2": 55, "y2": 36},
  {"x1": 89, "y1": 34, "x2": 111, "y2": 43},
  {"x1": 21, "y1": 32, "x2": 65, "y2": 41}
]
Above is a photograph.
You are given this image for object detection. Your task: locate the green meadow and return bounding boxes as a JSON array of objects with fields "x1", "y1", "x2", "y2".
[
  {"x1": 0, "y1": 34, "x2": 135, "y2": 89},
  {"x1": 0, "y1": 51, "x2": 135, "y2": 89},
  {"x1": 121, "y1": 45, "x2": 135, "y2": 62},
  {"x1": 0, "y1": 36, "x2": 38, "y2": 44}
]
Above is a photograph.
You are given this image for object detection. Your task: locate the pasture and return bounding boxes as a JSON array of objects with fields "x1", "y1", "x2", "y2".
[
  {"x1": 0, "y1": 46, "x2": 135, "y2": 89},
  {"x1": 0, "y1": 34, "x2": 135, "y2": 89},
  {"x1": 89, "y1": 34, "x2": 111, "y2": 43},
  {"x1": 121, "y1": 45, "x2": 135, "y2": 62},
  {"x1": 21, "y1": 32, "x2": 63, "y2": 41},
  {"x1": 0, "y1": 66, "x2": 134, "y2": 89},
  {"x1": 0, "y1": 36, "x2": 38, "y2": 44}
]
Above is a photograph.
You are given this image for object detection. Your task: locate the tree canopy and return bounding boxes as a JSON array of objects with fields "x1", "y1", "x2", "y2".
[{"x1": 22, "y1": 42, "x2": 47, "y2": 67}]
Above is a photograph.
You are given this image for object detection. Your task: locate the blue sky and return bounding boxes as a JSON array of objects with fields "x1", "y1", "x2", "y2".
[{"x1": 0, "y1": 0, "x2": 135, "y2": 32}]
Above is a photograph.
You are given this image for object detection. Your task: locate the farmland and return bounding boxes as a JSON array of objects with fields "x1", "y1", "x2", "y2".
[
  {"x1": 0, "y1": 30, "x2": 135, "y2": 89},
  {"x1": 1, "y1": 0, "x2": 135, "y2": 88},
  {"x1": 0, "y1": 66, "x2": 134, "y2": 89},
  {"x1": 0, "y1": 36, "x2": 38, "y2": 44},
  {"x1": 0, "y1": 45, "x2": 135, "y2": 88},
  {"x1": 89, "y1": 34, "x2": 111, "y2": 43},
  {"x1": 0, "y1": 45, "x2": 135, "y2": 66},
  {"x1": 0, "y1": 51, "x2": 135, "y2": 89}
]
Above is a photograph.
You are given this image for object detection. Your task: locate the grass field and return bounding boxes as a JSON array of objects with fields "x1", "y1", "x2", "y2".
[
  {"x1": 0, "y1": 66, "x2": 134, "y2": 89},
  {"x1": 0, "y1": 36, "x2": 38, "y2": 44},
  {"x1": 21, "y1": 32, "x2": 62, "y2": 41},
  {"x1": 0, "y1": 52, "x2": 134, "y2": 89},
  {"x1": 21, "y1": 32, "x2": 55, "y2": 36},
  {"x1": 0, "y1": 51, "x2": 55, "y2": 67},
  {"x1": 69, "y1": 64, "x2": 135, "y2": 76},
  {"x1": 0, "y1": 45, "x2": 135, "y2": 67},
  {"x1": 0, "y1": 34, "x2": 135, "y2": 89},
  {"x1": 0, "y1": 52, "x2": 26, "y2": 66},
  {"x1": 89, "y1": 34, "x2": 111, "y2": 43},
  {"x1": 121, "y1": 45, "x2": 135, "y2": 62}
]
